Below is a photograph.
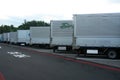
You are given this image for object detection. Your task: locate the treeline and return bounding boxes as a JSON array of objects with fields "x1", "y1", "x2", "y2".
[
  {"x1": 0, "y1": 25, "x2": 17, "y2": 34},
  {"x1": 0, "y1": 20, "x2": 50, "y2": 34}
]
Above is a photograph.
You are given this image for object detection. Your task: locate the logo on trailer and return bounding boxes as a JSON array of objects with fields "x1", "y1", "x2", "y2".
[{"x1": 60, "y1": 23, "x2": 73, "y2": 29}]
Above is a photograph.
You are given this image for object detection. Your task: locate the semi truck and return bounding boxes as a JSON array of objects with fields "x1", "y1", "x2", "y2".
[
  {"x1": 3, "y1": 33, "x2": 10, "y2": 43},
  {"x1": 3, "y1": 33, "x2": 7, "y2": 42},
  {"x1": 30, "y1": 26, "x2": 50, "y2": 47},
  {"x1": 9, "y1": 32, "x2": 17, "y2": 44},
  {"x1": 50, "y1": 20, "x2": 73, "y2": 52},
  {"x1": 0, "y1": 34, "x2": 3, "y2": 42},
  {"x1": 17, "y1": 30, "x2": 30, "y2": 45},
  {"x1": 73, "y1": 13, "x2": 120, "y2": 59}
]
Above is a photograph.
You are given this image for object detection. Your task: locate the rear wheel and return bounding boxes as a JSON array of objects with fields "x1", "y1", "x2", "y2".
[{"x1": 107, "y1": 50, "x2": 117, "y2": 59}]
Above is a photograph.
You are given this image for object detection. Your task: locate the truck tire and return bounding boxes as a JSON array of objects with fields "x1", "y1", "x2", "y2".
[{"x1": 107, "y1": 50, "x2": 117, "y2": 59}]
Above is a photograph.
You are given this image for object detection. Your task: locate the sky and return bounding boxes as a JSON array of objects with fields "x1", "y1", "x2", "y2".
[{"x1": 0, "y1": 0, "x2": 120, "y2": 27}]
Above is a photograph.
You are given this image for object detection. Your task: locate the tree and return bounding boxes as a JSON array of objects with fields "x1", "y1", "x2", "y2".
[
  {"x1": 0, "y1": 20, "x2": 50, "y2": 33},
  {"x1": 0, "y1": 25, "x2": 17, "y2": 34},
  {"x1": 18, "y1": 20, "x2": 50, "y2": 30}
]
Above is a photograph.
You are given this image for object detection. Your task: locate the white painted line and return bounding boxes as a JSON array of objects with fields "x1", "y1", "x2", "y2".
[
  {"x1": 0, "y1": 46, "x2": 1, "y2": 49},
  {"x1": 7, "y1": 52, "x2": 31, "y2": 58}
]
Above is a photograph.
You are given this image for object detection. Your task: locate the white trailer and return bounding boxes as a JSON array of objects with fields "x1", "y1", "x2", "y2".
[
  {"x1": 6, "y1": 33, "x2": 10, "y2": 43},
  {"x1": 0, "y1": 34, "x2": 4, "y2": 42},
  {"x1": 9, "y1": 32, "x2": 17, "y2": 44},
  {"x1": 0, "y1": 34, "x2": 2, "y2": 42},
  {"x1": 17, "y1": 30, "x2": 30, "y2": 45},
  {"x1": 3, "y1": 33, "x2": 7, "y2": 42},
  {"x1": 3, "y1": 33, "x2": 9, "y2": 43},
  {"x1": 30, "y1": 27, "x2": 50, "y2": 46},
  {"x1": 73, "y1": 13, "x2": 120, "y2": 59},
  {"x1": 50, "y1": 20, "x2": 73, "y2": 52}
]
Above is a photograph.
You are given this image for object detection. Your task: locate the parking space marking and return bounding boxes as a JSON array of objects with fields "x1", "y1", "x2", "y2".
[{"x1": 7, "y1": 52, "x2": 31, "y2": 58}]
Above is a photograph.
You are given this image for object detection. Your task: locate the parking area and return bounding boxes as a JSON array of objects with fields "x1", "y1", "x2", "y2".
[
  {"x1": 21, "y1": 45, "x2": 120, "y2": 68},
  {"x1": 1, "y1": 43, "x2": 120, "y2": 68}
]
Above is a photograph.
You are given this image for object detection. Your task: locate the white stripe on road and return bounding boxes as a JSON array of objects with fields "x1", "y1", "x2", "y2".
[
  {"x1": 7, "y1": 52, "x2": 31, "y2": 58},
  {"x1": 0, "y1": 46, "x2": 1, "y2": 49}
]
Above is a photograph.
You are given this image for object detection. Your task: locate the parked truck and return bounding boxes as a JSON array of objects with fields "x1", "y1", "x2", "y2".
[
  {"x1": 50, "y1": 20, "x2": 73, "y2": 52},
  {"x1": 30, "y1": 26, "x2": 50, "y2": 47},
  {"x1": 17, "y1": 30, "x2": 30, "y2": 45},
  {"x1": 3, "y1": 33, "x2": 7, "y2": 42},
  {"x1": 0, "y1": 34, "x2": 3, "y2": 42},
  {"x1": 73, "y1": 13, "x2": 120, "y2": 59},
  {"x1": 3, "y1": 33, "x2": 10, "y2": 43},
  {"x1": 9, "y1": 32, "x2": 17, "y2": 44}
]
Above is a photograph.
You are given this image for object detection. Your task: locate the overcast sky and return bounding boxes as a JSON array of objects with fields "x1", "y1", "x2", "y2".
[{"x1": 0, "y1": 0, "x2": 120, "y2": 27}]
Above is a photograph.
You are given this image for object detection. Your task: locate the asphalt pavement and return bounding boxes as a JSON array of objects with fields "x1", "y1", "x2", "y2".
[
  {"x1": 17, "y1": 44, "x2": 120, "y2": 68},
  {"x1": 0, "y1": 43, "x2": 120, "y2": 80}
]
